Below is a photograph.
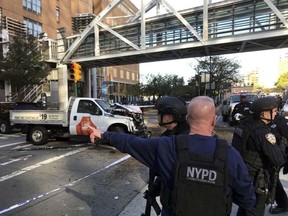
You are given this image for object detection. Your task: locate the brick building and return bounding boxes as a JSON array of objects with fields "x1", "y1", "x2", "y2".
[{"x1": 0, "y1": 0, "x2": 140, "y2": 104}]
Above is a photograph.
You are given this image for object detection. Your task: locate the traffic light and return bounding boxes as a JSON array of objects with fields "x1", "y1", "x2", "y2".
[{"x1": 69, "y1": 62, "x2": 82, "y2": 83}]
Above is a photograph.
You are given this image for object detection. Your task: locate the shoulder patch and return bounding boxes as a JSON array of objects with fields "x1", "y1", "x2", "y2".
[{"x1": 265, "y1": 133, "x2": 276, "y2": 145}]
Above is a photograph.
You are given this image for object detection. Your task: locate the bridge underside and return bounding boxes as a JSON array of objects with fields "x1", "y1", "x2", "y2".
[
  {"x1": 79, "y1": 32, "x2": 288, "y2": 68},
  {"x1": 60, "y1": 0, "x2": 288, "y2": 68}
]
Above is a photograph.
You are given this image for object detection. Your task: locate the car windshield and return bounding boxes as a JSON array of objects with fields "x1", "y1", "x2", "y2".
[
  {"x1": 230, "y1": 94, "x2": 258, "y2": 103},
  {"x1": 94, "y1": 99, "x2": 111, "y2": 112}
]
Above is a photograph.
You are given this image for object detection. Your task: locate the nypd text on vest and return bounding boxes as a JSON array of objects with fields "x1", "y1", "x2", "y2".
[{"x1": 187, "y1": 166, "x2": 217, "y2": 184}]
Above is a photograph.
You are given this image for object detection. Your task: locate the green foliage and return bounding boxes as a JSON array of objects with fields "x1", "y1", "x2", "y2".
[
  {"x1": 142, "y1": 74, "x2": 188, "y2": 98},
  {"x1": 0, "y1": 35, "x2": 50, "y2": 91},
  {"x1": 190, "y1": 56, "x2": 241, "y2": 96},
  {"x1": 121, "y1": 56, "x2": 241, "y2": 100},
  {"x1": 124, "y1": 82, "x2": 143, "y2": 96},
  {"x1": 275, "y1": 72, "x2": 288, "y2": 89}
]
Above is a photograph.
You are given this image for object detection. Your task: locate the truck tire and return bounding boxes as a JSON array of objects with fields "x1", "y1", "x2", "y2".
[
  {"x1": 110, "y1": 126, "x2": 125, "y2": 133},
  {"x1": 29, "y1": 126, "x2": 48, "y2": 145},
  {"x1": 0, "y1": 120, "x2": 11, "y2": 134}
]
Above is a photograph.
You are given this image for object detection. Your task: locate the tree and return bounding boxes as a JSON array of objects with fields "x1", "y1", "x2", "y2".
[
  {"x1": 121, "y1": 82, "x2": 144, "y2": 103},
  {"x1": 0, "y1": 35, "x2": 50, "y2": 92},
  {"x1": 124, "y1": 82, "x2": 143, "y2": 97},
  {"x1": 275, "y1": 72, "x2": 288, "y2": 90},
  {"x1": 142, "y1": 74, "x2": 189, "y2": 100},
  {"x1": 190, "y1": 56, "x2": 241, "y2": 97}
]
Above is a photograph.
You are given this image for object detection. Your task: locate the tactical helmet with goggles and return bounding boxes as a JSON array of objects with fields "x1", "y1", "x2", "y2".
[
  {"x1": 155, "y1": 96, "x2": 187, "y2": 122},
  {"x1": 250, "y1": 96, "x2": 278, "y2": 116}
]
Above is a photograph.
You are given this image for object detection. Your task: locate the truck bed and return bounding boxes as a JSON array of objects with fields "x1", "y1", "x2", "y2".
[{"x1": 10, "y1": 110, "x2": 68, "y2": 126}]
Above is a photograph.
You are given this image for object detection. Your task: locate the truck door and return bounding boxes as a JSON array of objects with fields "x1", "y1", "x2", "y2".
[{"x1": 69, "y1": 99, "x2": 103, "y2": 135}]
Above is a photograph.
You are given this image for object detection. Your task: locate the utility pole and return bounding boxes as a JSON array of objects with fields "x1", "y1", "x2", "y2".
[{"x1": 209, "y1": 55, "x2": 212, "y2": 97}]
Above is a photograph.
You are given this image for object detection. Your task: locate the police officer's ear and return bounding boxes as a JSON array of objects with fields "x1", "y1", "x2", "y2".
[
  {"x1": 211, "y1": 115, "x2": 217, "y2": 127},
  {"x1": 186, "y1": 114, "x2": 191, "y2": 125}
]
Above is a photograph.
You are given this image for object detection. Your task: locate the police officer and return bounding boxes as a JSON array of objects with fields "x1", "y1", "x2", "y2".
[
  {"x1": 269, "y1": 113, "x2": 288, "y2": 214},
  {"x1": 231, "y1": 96, "x2": 287, "y2": 216},
  {"x1": 89, "y1": 96, "x2": 255, "y2": 216},
  {"x1": 155, "y1": 96, "x2": 189, "y2": 136},
  {"x1": 231, "y1": 93, "x2": 251, "y2": 124},
  {"x1": 143, "y1": 96, "x2": 189, "y2": 215}
]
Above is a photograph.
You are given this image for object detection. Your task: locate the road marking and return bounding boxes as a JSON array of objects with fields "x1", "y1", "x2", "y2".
[
  {"x1": 11, "y1": 144, "x2": 33, "y2": 150},
  {"x1": 0, "y1": 133, "x2": 23, "y2": 138},
  {"x1": 0, "y1": 155, "x2": 34, "y2": 166},
  {"x1": 4, "y1": 134, "x2": 23, "y2": 138},
  {"x1": 0, "y1": 141, "x2": 27, "y2": 149},
  {"x1": 0, "y1": 147, "x2": 90, "y2": 183},
  {"x1": 0, "y1": 154, "x2": 131, "y2": 215}
]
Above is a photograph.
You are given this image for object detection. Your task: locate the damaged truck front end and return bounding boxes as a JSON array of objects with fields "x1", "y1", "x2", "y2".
[{"x1": 109, "y1": 103, "x2": 151, "y2": 138}]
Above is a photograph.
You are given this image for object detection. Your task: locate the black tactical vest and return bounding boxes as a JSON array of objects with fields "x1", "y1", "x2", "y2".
[
  {"x1": 232, "y1": 119, "x2": 265, "y2": 169},
  {"x1": 169, "y1": 135, "x2": 231, "y2": 216}
]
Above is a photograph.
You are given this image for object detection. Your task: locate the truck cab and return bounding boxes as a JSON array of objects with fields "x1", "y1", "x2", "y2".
[{"x1": 69, "y1": 98, "x2": 137, "y2": 136}]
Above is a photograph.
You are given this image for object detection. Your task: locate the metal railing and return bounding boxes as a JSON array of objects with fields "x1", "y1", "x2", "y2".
[
  {"x1": 67, "y1": 0, "x2": 288, "y2": 59},
  {"x1": 11, "y1": 84, "x2": 43, "y2": 102}
]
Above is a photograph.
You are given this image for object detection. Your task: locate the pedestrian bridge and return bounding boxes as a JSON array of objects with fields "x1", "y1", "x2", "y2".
[{"x1": 60, "y1": 0, "x2": 288, "y2": 67}]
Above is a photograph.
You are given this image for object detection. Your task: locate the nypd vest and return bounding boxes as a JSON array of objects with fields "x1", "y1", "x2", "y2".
[{"x1": 168, "y1": 135, "x2": 231, "y2": 216}]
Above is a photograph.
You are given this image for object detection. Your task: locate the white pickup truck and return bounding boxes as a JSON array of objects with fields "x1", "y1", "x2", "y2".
[{"x1": 10, "y1": 97, "x2": 150, "y2": 145}]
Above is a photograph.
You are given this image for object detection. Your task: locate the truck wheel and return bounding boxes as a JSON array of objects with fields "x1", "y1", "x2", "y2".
[
  {"x1": 110, "y1": 126, "x2": 125, "y2": 133},
  {"x1": 0, "y1": 120, "x2": 11, "y2": 134},
  {"x1": 29, "y1": 126, "x2": 48, "y2": 145}
]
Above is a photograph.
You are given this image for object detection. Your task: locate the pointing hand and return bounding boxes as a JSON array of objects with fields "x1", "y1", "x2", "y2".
[{"x1": 88, "y1": 126, "x2": 102, "y2": 143}]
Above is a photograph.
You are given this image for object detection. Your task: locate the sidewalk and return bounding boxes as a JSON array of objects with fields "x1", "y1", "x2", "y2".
[
  {"x1": 118, "y1": 186, "x2": 276, "y2": 215},
  {"x1": 118, "y1": 184, "x2": 240, "y2": 216}
]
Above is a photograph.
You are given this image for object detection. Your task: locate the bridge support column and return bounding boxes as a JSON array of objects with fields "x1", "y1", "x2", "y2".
[
  {"x1": 58, "y1": 64, "x2": 69, "y2": 110},
  {"x1": 91, "y1": 67, "x2": 98, "y2": 98},
  {"x1": 83, "y1": 68, "x2": 91, "y2": 98},
  {"x1": 4, "y1": 81, "x2": 11, "y2": 102}
]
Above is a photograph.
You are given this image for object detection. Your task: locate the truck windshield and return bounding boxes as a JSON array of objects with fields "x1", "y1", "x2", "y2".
[{"x1": 95, "y1": 99, "x2": 111, "y2": 112}]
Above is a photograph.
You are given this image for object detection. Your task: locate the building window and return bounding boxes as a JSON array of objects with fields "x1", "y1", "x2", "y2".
[
  {"x1": 126, "y1": 71, "x2": 130, "y2": 80},
  {"x1": 56, "y1": 7, "x2": 60, "y2": 22},
  {"x1": 23, "y1": 0, "x2": 41, "y2": 14},
  {"x1": 120, "y1": 70, "x2": 124, "y2": 79},
  {"x1": 24, "y1": 18, "x2": 42, "y2": 37},
  {"x1": 113, "y1": 68, "x2": 117, "y2": 78}
]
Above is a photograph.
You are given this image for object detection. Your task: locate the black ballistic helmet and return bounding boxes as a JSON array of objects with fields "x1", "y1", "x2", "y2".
[
  {"x1": 250, "y1": 96, "x2": 278, "y2": 115},
  {"x1": 155, "y1": 96, "x2": 187, "y2": 122}
]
